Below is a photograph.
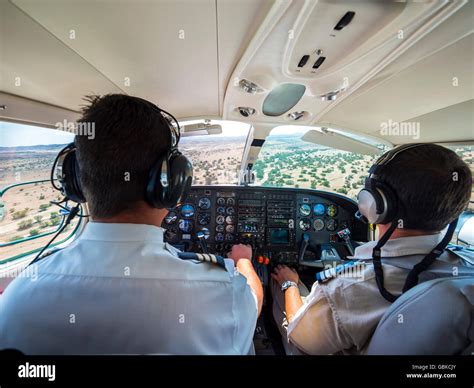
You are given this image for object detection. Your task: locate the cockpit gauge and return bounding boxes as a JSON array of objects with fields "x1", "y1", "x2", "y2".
[
  {"x1": 197, "y1": 213, "x2": 211, "y2": 226},
  {"x1": 299, "y1": 204, "x2": 311, "y2": 216},
  {"x1": 225, "y1": 224, "x2": 235, "y2": 233},
  {"x1": 164, "y1": 211, "x2": 178, "y2": 225},
  {"x1": 217, "y1": 197, "x2": 226, "y2": 206},
  {"x1": 226, "y1": 198, "x2": 235, "y2": 206},
  {"x1": 198, "y1": 197, "x2": 211, "y2": 210},
  {"x1": 226, "y1": 207, "x2": 235, "y2": 216},
  {"x1": 326, "y1": 219, "x2": 338, "y2": 231},
  {"x1": 225, "y1": 233, "x2": 235, "y2": 242},
  {"x1": 326, "y1": 204, "x2": 338, "y2": 217},
  {"x1": 225, "y1": 216, "x2": 235, "y2": 224},
  {"x1": 313, "y1": 203, "x2": 326, "y2": 216},
  {"x1": 215, "y1": 232, "x2": 224, "y2": 242},
  {"x1": 178, "y1": 219, "x2": 194, "y2": 233},
  {"x1": 313, "y1": 218, "x2": 325, "y2": 232},
  {"x1": 299, "y1": 219, "x2": 311, "y2": 231},
  {"x1": 216, "y1": 206, "x2": 226, "y2": 215},
  {"x1": 216, "y1": 224, "x2": 224, "y2": 233},
  {"x1": 180, "y1": 204, "x2": 195, "y2": 218},
  {"x1": 216, "y1": 215, "x2": 225, "y2": 225}
]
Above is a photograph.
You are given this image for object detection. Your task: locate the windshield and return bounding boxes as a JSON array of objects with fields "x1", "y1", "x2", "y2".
[
  {"x1": 253, "y1": 127, "x2": 380, "y2": 200},
  {"x1": 179, "y1": 120, "x2": 250, "y2": 186}
]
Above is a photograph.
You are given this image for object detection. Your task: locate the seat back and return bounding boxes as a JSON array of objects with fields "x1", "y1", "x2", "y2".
[{"x1": 366, "y1": 276, "x2": 474, "y2": 355}]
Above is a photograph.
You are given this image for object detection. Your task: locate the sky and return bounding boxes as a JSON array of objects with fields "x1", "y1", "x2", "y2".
[
  {"x1": 0, "y1": 120, "x2": 315, "y2": 148},
  {"x1": 0, "y1": 122, "x2": 74, "y2": 147}
]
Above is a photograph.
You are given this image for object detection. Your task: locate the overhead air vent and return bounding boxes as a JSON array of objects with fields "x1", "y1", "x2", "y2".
[
  {"x1": 237, "y1": 107, "x2": 256, "y2": 117},
  {"x1": 262, "y1": 84, "x2": 306, "y2": 117},
  {"x1": 334, "y1": 11, "x2": 355, "y2": 31},
  {"x1": 312, "y1": 56, "x2": 326, "y2": 69},
  {"x1": 297, "y1": 55, "x2": 310, "y2": 68}
]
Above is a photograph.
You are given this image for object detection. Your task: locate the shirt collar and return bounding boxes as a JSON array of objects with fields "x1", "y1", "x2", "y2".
[
  {"x1": 350, "y1": 232, "x2": 444, "y2": 260},
  {"x1": 79, "y1": 222, "x2": 164, "y2": 243}
]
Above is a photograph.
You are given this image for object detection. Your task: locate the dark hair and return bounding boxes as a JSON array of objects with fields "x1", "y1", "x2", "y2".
[
  {"x1": 378, "y1": 143, "x2": 472, "y2": 231},
  {"x1": 75, "y1": 94, "x2": 172, "y2": 217}
]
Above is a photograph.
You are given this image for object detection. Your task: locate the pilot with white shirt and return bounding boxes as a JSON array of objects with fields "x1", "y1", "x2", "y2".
[
  {"x1": 0, "y1": 94, "x2": 263, "y2": 355},
  {"x1": 271, "y1": 143, "x2": 474, "y2": 355}
]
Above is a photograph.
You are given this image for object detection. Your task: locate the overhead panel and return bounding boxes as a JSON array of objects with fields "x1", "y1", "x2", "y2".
[
  {"x1": 0, "y1": 0, "x2": 122, "y2": 114},
  {"x1": 11, "y1": 0, "x2": 220, "y2": 118}
]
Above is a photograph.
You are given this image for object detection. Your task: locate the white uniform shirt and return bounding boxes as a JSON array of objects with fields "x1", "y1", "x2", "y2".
[
  {"x1": 0, "y1": 223, "x2": 258, "y2": 355},
  {"x1": 287, "y1": 233, "x2": 474, "y2": 354}
]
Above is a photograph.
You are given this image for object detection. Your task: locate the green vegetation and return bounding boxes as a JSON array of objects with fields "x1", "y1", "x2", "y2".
[
  {"x1": 50, "y1": 212, "x2": 61, "y2": 226},
  {"x1": 12, "y1": 209, "x2": 28, "y2": 220},
  {"x1": 39, "y1": 203, "x2": 51, "y2": 211},
  {"x1": 29, "y1": 229, "x2": 40, "y2": 236},
  {"x1": 17, "y1": 219, "x2": 34, "y2": 231}
]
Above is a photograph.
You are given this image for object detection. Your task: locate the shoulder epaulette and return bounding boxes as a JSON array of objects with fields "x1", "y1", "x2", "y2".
[
  {"x1": 316, "y1": 261, "x2": 361, "y2": 283},
  {"x1": 177, "y1": 252, "x2": 227, "y2": 270}
]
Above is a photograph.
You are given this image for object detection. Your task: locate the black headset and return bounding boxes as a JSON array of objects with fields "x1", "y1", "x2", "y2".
[
  {"x1": 52, "y1": 99, "x2": 193, "y2": 209},
  {"x1": 356, "y1": 143, "x2": 459, "y2": 303},
  {"x1": 356, "y1": 143, "x2": 424, "y2": 225}
]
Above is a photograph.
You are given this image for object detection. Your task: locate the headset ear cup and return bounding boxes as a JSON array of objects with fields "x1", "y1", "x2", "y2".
[
  {"x1": 146, "y1": 155, "x2": 168, "y2": 209},
  {"x1": 61, "y1": 151, "x2": 86, "y2": 203},
  {"x1": 375, "y1": 181, "x2": 398, "y2": 224},
  {"x1": 164, "y1": 152, "x2": 193, "y2": 208}
]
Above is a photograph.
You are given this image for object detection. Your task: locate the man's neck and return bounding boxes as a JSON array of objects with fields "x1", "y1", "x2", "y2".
[
  {"x1": 378, "y1": 224, "x2": 438, "y2": 239},
  {"x1": 92, "y1": 202, "x2": 167, "y2": 227}
]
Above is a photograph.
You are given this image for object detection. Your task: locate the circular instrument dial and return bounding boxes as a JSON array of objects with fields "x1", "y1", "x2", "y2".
[
  {"x1": 326, "y1": 204, "x2": 338, "y2": 217},
  {"x1": 215, "y1": 224, "x2": 224, "y2": 233},
  {"x1": 225, "y1": 216, "x2": 235, "y2": 224},
  {"x1": 198, "y1": 197, "x2": 211, "y2": 210},
  {"x1": 313, "y1": 203, "x2": 326, "y2": 216},
  {"x1": 216, "y1": 215, "x2": 225, "y2": 225},
  {"x1": 178, "y1": 219, "x2": 194, "y2": 233},
  {"x1": 225, "y1": 224, "x2": 235, "y2": 233},
  {"x1": 217, "y1": 197, "x2": 226, "y2": 206},
  {"x1": 180, "y1": 204, "x2": 195, "y2": 218},
  {"x1": 226, "y1": 198, "x2": 235, "y2": 206},
  {"x1": 215, "y1": 232, "x2": 224, "y2": 242},
  {"x1": 299, "y1": 204, "x2": 311, "y2": 216},
  {"x1": 216, "y1": 206, "x2": 226, "y2": 215},
  {"x1": 299, "y1": 219, "x2": 311, "y2": 231},
  {"x1": 326, "y1": 219, "x2": 338, "y2": 231},
  {"x1": 225, "y1": 233, "x2": 235, "y2": 242},
  {"x1": 198, "y1": 213, "x2": 211, "y2": 226},
  {"x1": 226, "y1": 207, "x2": 235, "y2": 216},
  {"x1": 313, "y1": 218, "x2": 325, "y2": 232},
  {"x1": 164, "y1": 211, "x2": 178, "y2": 225}
]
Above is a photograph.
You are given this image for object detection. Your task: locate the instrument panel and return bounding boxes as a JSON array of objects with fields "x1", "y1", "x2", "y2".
[{"x1": 162, "y1": 186, "x2": 369, "y2": 266}]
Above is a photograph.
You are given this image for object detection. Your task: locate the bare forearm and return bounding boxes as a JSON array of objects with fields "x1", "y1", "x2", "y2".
[
  {"x1": 285, "y1": 287, "x2": 304, "y2": 323},
  {"x1": 237, "y1": 259, "x2": 263, "y2": 315}
]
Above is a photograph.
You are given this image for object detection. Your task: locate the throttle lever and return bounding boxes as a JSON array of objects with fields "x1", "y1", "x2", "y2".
[
  {"x1": 196, "y1": 230, "x2": 209, "y2": 254},
  {"x1": 298, "y1": 233, "x2": 310, "y2": 262}
]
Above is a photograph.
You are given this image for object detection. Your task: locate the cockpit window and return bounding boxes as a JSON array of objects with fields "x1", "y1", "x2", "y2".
[
  {"x1": 179, "y1": 120, "x2": 251, "y2": 186},
  {"x1": 253, "y1": 126, "x2": 382, "y2": 200},
  {"x1": 0, "y1": 122, "x2": 77, "y2": 262}
]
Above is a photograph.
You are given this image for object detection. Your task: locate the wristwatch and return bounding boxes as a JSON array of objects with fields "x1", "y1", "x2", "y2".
[{"x1": 281, "y1": 280, "x2": 298, "y2": 292}]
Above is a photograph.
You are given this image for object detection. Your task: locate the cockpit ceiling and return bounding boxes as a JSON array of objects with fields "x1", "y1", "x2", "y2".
[
  {"x1": 1, "y1": 0, "x2": 273, "y2": 118},
  {"x1": 0, "y1": 0, "x2": 473, "y2": 145}
]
